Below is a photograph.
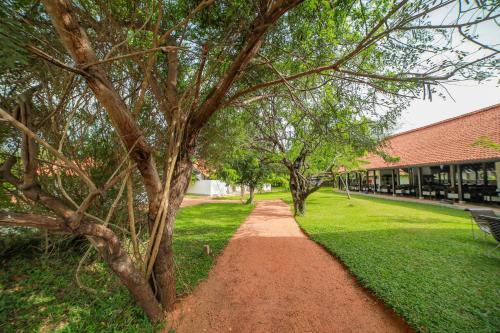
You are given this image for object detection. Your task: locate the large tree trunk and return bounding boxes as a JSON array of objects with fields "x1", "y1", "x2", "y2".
[
  {"x1": 287, "y1": 154, "x2": 325, "y2": 216},
  {"x1": 152, "y1": 150, "x2": 193, "y2": 310},
  {"x1": 288, "y1": 154, "x2": 311, "y2": 216},
  {"x1": 87, "y1": 225, "x2": 164, "y2": 322}
]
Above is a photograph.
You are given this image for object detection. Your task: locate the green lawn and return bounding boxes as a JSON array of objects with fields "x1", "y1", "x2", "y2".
[
  {"x1": 0, "y1": 203, "x2": 253, "y2": 333},
  {"x1": 296, "y1": 189, "x2": 500, "y2": 333},
  {"x1": 214, "y1": 188, "x2": 292, "y2": 201}
]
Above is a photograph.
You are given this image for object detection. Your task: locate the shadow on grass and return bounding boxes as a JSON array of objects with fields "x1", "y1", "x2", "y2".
[
  {"x1": 0, "y1": 202, "x2": 253, "y2": 333},
  {"x1": 0, "y1": 252, "x2": 154, "y2": 333}
]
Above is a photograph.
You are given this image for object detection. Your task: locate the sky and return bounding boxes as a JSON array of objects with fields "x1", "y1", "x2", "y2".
[
  {"x1": 394, "y1": 3, "x2": 500, "y2": 133},
  {"x1": 395, "y1": 79, "x2": 500, "y2": 133}
]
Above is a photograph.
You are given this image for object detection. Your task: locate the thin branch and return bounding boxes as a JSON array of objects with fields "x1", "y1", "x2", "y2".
[
  {"x1": 25, "y1": 44, "x2": 89, "y2": 77},
  {"x1": 0, "y1": 107, "x2": 96, "y2": 191},
  {"x1": 81, "y1": 46, "x2": 181, "y2": 69}
]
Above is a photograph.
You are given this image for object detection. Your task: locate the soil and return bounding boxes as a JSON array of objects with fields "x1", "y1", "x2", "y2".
[{"x1": 170, "y1": 200, "x2": 413, "y2": 333}]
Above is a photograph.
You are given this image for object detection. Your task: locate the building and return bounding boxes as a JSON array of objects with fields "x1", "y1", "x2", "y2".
[
  {"x1": 340, "y1": 104, "x2": 500, "y2": 204},
  {"x1": 187, "y1": 160, "x2": 272, "y2": 196},
  {"x1": 187, "y1": 160, "x2": 235, "y2": 196}
]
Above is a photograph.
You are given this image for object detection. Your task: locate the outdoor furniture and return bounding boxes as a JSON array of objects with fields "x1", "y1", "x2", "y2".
[
  {"x1": 466, "y1": 209, "x2": 496, "y2": 239},
  {"x1": 479, "y1": 214, "x2": 500, "y2": 254}
]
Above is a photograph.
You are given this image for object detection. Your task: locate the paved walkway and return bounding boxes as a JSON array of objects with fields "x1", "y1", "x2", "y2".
[{"x1": 170, "y1": 200, "x2": 412, "y2": 332}]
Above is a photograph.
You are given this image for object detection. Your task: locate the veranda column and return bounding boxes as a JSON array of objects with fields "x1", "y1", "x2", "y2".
[
  {"x1": 358, "y1": 172, "x2": 362, "y2": 193},
  {"x1": 457, "y1": 164, "x2": 464, "y2": 203},
  {"x1": 417, "y1": 167, "x2": 423, "y2": 199},
  {"x1": 482, "y1": 163, "x2": 488, "y2": 186},
  {"x1": 450, "y1": 165, "x2": 456, "y2": 188},
  {"x1": 450, "y1": 164, "x2": 456, "y2": 201},
  {"x1": 391, "y1": 169, "x2": 396, "y2": 196},
  {"x1": 496, "y1": 162, "x2": 500, "y2": 195},
  {"x1": 366, "y1": 170, "x2": 369, "y2": 192}
]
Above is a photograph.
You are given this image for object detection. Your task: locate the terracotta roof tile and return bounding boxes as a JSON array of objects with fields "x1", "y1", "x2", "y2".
[{"x1": 363, "y1": 104, "x2": 500, "y2": 169}]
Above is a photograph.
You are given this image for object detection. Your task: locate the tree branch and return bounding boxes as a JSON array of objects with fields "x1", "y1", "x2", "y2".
[
  {"x1": 190, "y1": 0, "x2": 304, "y2": 130},
  {"x1": 41, "y1": 0, "x2": 162, "y2": 206}
]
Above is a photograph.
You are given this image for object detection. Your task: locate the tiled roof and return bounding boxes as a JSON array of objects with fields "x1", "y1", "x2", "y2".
[
  {"x1": 363, "y1": 104, "x2": 500, "y2": 170},
  {"x1": 193, "y1": 160, "x2": 212, "y2": 177}
]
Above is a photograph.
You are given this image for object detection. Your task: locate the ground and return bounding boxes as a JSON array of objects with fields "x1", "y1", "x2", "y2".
[{"x1": 171, "y1": 200, "x2": 412, "y2": 333}]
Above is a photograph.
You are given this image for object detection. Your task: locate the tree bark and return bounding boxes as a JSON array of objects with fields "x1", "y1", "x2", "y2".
[
  {"x1": 1, "y1": 97, "x2": 164, "y2": 321},
  {"x1": 41, "y1": 0, "x2": 162, "y2": 206},
  {"x1": 246, "y1": 185, "x2": 255, "y2": 204},
  {"x1": 289, "y1": 171, "x2": 308, "y2": 216},
  {"x1": 152, "y1": 145, "x2": 194, "y2": 310},
  {"x1": 287, "y1": 154, "x2": 324, "y2": 216}
]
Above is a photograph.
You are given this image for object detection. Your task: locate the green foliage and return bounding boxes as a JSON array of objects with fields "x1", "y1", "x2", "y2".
[
  {"x1": 296, "y1": 190, "x2": 500, "y2": 333},
  {"x1": 199, "y1": 106, "x2": 286, "y2": 191},
  {"x1": 473, "y1": 136, "x2": 500, "y2": 152},
  {"x1": 216, "y1": 154, "x2": 272, "y2": 190},
  {"x1": 0, "y1": 2, "x2": 30, "y2": 70},
  {"x1": 250, "y1": 84, "x2": 399, "y2": 178},
  {"x1": 0, "y1": 203, "x2": 253, "y2": 332}
]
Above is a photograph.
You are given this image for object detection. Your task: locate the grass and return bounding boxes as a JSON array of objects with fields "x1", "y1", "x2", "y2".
[
  {"x1": 0, "y1": 203, "x2": 253, "y2": 333},
  {"x1": 295, "y1": 189, "x2": 500, "y2": 333},
  {"x1": 183, "y1": 193, "x2": 210, "y2": 199},
  {"x1": 213, "y1": 188, "x2": 292, "y2": 202}
]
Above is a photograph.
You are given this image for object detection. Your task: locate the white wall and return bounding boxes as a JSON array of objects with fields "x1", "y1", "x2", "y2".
[
  {"x1": 262, "y1": 184, "x2": 272, "y2": 192},
  {"x1": 187, "y1": 180, "x2": 272, "y2": 196},
  {"x1": 187, "y1": 180, "x2": 232, "y2": 196}
]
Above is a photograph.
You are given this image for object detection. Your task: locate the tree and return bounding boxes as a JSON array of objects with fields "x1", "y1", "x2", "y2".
[
  {"x1": 198, "y1": 107, "x2": 277, "y2": 204},
  {"x1": 249, "y1": 85, "x2": 393, "y2": 215},
  {"x1": 217, "y1": 153, "x2": 273, "y2": 204},
  {"x1": 0, "y1": 0, "x2": 498, "y2": 322}
]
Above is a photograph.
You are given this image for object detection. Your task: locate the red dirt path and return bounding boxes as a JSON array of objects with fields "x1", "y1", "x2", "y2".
[{"x1": 170, "y1": 200, "x2": 413, "y2": 333}]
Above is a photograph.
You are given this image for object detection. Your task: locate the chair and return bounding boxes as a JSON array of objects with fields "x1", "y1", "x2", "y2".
[
  {"x1": 480, "y1": 214, "x2": 500, "y2": 254},
  {"x1": 466, "y1": 209, "x2": 496, "y2": 239}
]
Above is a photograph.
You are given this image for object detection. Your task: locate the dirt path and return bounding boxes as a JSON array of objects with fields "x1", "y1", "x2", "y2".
[{"x1": 170, "y1": 200, "x2": 412, "y2": 333}]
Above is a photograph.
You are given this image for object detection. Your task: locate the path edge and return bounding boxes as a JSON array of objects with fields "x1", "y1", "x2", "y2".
[{"x1": 284, "y1": 199, "x2": 415, "y2": 332}]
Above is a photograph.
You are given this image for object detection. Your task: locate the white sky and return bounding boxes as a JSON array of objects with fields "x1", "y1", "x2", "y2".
[
  {"x1": 394, "y1": 3, "x2": 500, "y2": 133},
  {"x1": 395, "y1": 79, "x2": 500, "y2": 133}
]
